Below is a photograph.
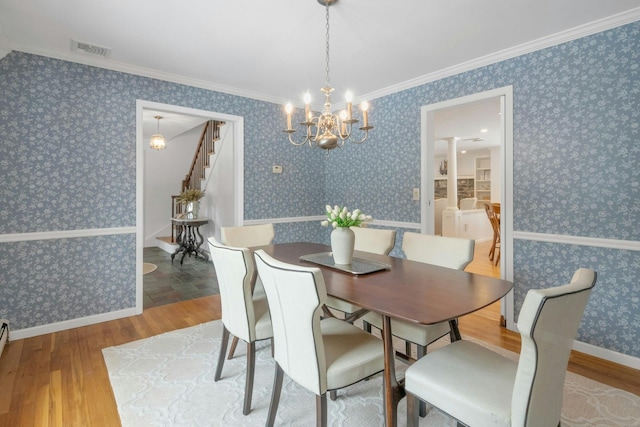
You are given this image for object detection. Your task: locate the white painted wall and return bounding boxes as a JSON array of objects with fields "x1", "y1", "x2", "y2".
[
  {"x1": 202, "y1": 123, "x2": 235, "y2": 242},
  {"x1": 143, "y1": 125, "x2": 201, "y2": 247},
  {"x1": 434, "y1": 151, "x2": 479, "y2": 177},
  {"x1": 490, "y1": 146, "x2": 501, "y2": 203}
]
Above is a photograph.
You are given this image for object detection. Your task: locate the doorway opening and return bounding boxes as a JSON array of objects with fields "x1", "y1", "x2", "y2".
[
  {"x1": 135, "y1": 100, "x2": 245, "y2": 313},
  {"x1": 420, "y1": 86, "x2": 515, "y2": 330}
]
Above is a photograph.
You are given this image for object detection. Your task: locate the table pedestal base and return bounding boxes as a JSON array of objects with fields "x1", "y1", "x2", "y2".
[
  {"x1": 382, "y1": 315, "x2": 405, "y2": 427},
  {"x1": 170, "y1": 220, "x2": 209, "y2": 265}
]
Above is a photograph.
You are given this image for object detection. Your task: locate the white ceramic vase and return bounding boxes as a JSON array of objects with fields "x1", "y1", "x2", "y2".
[{"x1": 331, "y1": 227, "x2": 355, "y2": 265}]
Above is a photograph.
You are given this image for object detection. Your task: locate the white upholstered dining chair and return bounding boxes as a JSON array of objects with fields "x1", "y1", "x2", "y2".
[
  {"x1": 207, "y1": 237, "x2": 273, "y2": 415},
  {"x1": 253, "y1": 249, "x2": 385, "y2": 427},
  {"x1": 324, "y1": 227, "x2": 396, "y2": 323},
  {"x1": 219, "y1": 223, "x2": 275, "y2": 357},
  {"x1": 405, "y1": 268, "x2": 597, "y2": 427},
  {"x1": 220, "y1": 223, "x2": 275, "y2": 248},
  {"x1": 363, "y1": 232, "x2": 475, "y2": 352},
  {"x1": 361, "y1": 232, "x2": 474, "y2": 415}
]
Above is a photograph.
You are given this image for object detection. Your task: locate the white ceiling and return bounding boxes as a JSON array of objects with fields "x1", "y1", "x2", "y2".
[
  {"x1": 142, "y1": 110, "x2": 208, "y2": 142},
  {"x1": 1, "y1": 0, "x2": 638, "y2": 148}
]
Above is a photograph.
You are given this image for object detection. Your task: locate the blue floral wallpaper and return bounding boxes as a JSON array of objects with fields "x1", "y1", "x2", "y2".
[
  {"x1": 325, "y1": 21, "x2": 640, "y2": 357},
  {"x1": 0, "y1": 234, "x2": 136, "y2": 327},
  {"x1": 0, "y1": 51, "x2": 325, "y2": 332},
  {"x1": 514, "y1": 240, "x2": 640, "y2": 356},
  {"x1": 1, "y1": 21, "x2": 639, "y2": 359}
]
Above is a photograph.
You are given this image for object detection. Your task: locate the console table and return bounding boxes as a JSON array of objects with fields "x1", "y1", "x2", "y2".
[{"x1": 170, "y1": 218, "x2": 209, "y2": 264}]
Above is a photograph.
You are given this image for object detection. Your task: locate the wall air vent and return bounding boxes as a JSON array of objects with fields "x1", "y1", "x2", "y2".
[{"x1": 70, "y1": 39, "x2": 112, "y2": 57}]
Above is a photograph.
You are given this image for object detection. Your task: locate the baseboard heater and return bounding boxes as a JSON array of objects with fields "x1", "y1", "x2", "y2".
[{"x1": 0, "y1": 320, "x2": 9, "y2": 359}]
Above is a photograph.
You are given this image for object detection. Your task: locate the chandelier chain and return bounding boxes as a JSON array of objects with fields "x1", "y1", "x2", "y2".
[{"x1": 325, "y1": 3, "x2": 331, "y2": 87}]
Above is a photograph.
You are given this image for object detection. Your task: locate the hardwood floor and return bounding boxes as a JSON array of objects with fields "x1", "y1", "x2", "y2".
[
  {"x1": 1, "y1": 240, "x2": 638, "y2": 425},
  {"x1": 0, "y1": 297, "x2": 222, "y2": 426}
]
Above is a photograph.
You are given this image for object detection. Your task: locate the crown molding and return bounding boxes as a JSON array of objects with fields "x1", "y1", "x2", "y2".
[
  {"x1": 6, "y1": 8, "x2": 639, "y2": 105},
  {"x1": 363, "y1": 8, "x2": 640, "y2": 102},
  {"x1": 9, "y1": 43, "x2": 287, "y2": 106}
]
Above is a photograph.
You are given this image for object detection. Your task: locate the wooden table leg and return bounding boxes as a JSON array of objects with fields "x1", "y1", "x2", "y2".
[{"x1": 382, "y1": 315, "x2": 404, "y2": 427}]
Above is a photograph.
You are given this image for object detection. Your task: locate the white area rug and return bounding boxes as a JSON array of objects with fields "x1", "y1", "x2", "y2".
[{"x1": 102, "y1": 321, "x2": 640, "y2": 426}]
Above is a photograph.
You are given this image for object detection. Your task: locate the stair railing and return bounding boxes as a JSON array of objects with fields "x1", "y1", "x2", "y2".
[
  {"x1": 170, "y1": 120, "x2": 225, "y2": 242},
  {"x1": 182, "y1": 120, "x2": 225, "y2": 192}
]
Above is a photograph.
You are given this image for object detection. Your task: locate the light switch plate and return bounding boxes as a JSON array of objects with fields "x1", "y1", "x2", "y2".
[{"x1": 412, "y1": 188, "x2": 420, "y2": 200}]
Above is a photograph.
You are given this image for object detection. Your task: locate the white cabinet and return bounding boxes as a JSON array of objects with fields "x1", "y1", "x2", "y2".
[{"x1": 475, "y1": 156, "x2": 491, "y2": 202}]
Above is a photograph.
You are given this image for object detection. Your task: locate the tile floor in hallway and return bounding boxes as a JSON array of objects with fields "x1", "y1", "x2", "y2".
[{"x1": 143, "y1": 247, "x2": 219, "y2": 309}]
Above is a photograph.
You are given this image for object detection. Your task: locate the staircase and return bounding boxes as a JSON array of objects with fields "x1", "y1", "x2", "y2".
[{"x1": 165, "y1": 120, "x2": 226, "y2": 244}]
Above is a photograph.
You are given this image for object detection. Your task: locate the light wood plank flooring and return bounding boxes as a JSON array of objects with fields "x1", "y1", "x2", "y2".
[{"x1": 0, "y1": 241, "x2": 638, "y2": 425}]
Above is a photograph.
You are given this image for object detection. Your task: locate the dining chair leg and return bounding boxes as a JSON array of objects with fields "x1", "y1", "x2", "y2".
[
  {"x1": 449, "y1": 319, "x2": 461, "y2": 342},
  {"x1": 406, "y1": 392, "x2": 419, "y2": 427},
  {"x1": 243, "y1": 341, "x2": 256, "y2": 415},
  {"x1": 316, "y1": 393, "x2": 327, "y2": 427},
  {"x1": 363, "y1": 320, "x2": 372, "y2": 333},
  {"x1": 329, "y1": 390, "x2": 337, "y2": 401},
  {"x1": 489, "y1": 236, "x2": 496, "y2": 261},
  {"x1": 416, "y1": 345, "x2": 428, "y2": 418},
  {"x1": 405, "y1": 341, "x2": 412, "y2": 358},
  {"x1": 266, "y1": 364, "x2": 284, "y2": 427},
  {"x1": 215, "y1": 325, "x2": 230, "y2": 381},
  {"x1": 228, "y1": 335, "x2": 239, "y2": 360},
  {"x1": 321, "y1": 305, "x2": 335, "y2": 319}
]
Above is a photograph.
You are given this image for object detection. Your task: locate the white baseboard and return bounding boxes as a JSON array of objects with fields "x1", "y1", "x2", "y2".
[
  {"x1": 573, "y1": 339, "x2": 640, "y2": 370},
  {"x1": 9, "y1": 307, "x2": 139, "y2": 341}
]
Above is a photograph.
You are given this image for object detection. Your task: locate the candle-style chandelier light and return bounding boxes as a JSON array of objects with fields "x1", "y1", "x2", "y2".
[{"x1": 284, "y1": 0, "x2": 373, "y2": 151}]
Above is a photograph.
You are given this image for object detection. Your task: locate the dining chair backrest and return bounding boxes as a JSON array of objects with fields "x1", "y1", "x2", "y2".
[
  {"x1": 459, "y1": 197, "x2": 477, "y2": 210},
  {"x1": 254, "y1": 249, "x2": 328, "y2": 395},
  {"x1": 351, "y1": 227, "x2": 396, "y2": 255},
  {"x1": 220, "y1": 223, "x2": 275, "y2": 248},
  {"x1": 207, "y1": 237, "x2": 258, "y2": 343},
  {"x1": 402, "y1": 232, "x2": 474, "y2": 270},
  {"x1": 512, "y1": 268, "x2": 596, "y2": 426},
  {"x1": 484, "y1": 203, "x2": 499, "y2": 234}
]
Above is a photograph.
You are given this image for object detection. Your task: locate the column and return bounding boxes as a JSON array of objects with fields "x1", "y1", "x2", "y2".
[{"x1": 442, "y1": 137, "x2": 462, "y2": 236}]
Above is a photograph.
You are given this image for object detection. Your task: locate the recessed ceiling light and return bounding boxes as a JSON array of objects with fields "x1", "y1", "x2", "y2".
[
  {"x1": 480, "y1": 128, "x2": 488, "y2": 133},
  {"x1": 460, "y1": 150, "x2": 467, "y2": 154}
]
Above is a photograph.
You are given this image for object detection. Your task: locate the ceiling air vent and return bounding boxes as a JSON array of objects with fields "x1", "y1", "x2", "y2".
[{"x1": 70, "y1": 39, "x2": 112, "y2": 57}]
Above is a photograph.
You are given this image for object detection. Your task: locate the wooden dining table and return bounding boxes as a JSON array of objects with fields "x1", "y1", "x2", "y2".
[{"x1": 257, "y1": 242, "x2": 513, "y2": 427}]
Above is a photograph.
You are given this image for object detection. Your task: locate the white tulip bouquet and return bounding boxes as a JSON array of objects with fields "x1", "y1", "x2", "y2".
[{"x1": 321, "y1": 205, "x2": 372, "y2": 228}]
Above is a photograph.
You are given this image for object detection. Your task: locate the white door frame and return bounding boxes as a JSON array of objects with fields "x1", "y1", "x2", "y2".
[
  {"x1": 135, "y1": 100, "x2": 244, "y2": 313},
  {"x1": 420, "y1": 86, "x2": 515, "y2": 330}
]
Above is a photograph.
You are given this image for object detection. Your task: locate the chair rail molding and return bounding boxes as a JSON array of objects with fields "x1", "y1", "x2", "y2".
[
  {"x1": 513, "y1": 231, "x2": 640, "y2": 252},
  {"x1": 0, "y1": 226, "x2": 136, "y2": 243},
  {"x1": 243, "y1": 216, "x2": 421, "y2": 230}
]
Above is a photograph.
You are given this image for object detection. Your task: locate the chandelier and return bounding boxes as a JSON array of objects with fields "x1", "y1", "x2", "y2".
[
  {"x1": 149, "y1": 115, "x2": 166, "y2": 150},
  {"x1": 284, "y1": 0, "x2": 372, "y2": 151}
]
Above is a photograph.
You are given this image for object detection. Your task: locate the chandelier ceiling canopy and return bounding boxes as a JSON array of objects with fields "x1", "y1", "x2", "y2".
[{"x1": 284, "y1": 0, "x2": 373, "y2": 151}]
